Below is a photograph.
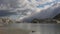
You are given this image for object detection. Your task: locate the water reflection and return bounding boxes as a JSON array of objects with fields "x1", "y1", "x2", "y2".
[{"x1": 9, "y1": 23, "x2": 60, "y2": 34}]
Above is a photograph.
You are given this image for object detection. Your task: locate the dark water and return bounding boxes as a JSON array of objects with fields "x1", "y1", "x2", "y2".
[{"x1": 8, "y1": 23, "x2": 60, "y2": 34}]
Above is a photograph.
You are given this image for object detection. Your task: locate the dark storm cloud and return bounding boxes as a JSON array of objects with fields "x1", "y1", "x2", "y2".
[{"x1": 0, "y1": 10, "x2": 17, "y2": 17}]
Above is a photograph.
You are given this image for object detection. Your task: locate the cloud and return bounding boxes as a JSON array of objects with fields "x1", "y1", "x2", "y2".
[
  {"x1": 0, "y1": 0, "x2": 24, "y2": 10},
  {"x1": 0, "y1": 0, "x2": 36, "y2": 20},
  {"x1": 21, "y1": 3, "x2": 60, "y2": 22},
  {"x1": 0, "y1": 0, "x2": 60, "y2": 22},
  {"x1": 0, "y1": 10, "x2": 17, "y2": 17},
  {"x1": 10, "y1": 9, "x2": 35, "y2": 20}
]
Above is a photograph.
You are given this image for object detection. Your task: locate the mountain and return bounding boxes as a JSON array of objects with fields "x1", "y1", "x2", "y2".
[
  {"x1": 53, "y1": 14, "x2": 60, "y2": 20},
  {"x1": 21, "y1": 3, "x2": 60, "y2": 22}
]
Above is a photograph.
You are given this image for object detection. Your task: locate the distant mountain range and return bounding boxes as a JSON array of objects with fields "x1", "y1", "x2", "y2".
[{"x1": 21, "y1": 3, "x2": 60, "y2": 22}]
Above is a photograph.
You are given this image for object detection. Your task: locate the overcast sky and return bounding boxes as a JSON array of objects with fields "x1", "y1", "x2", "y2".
[{"x1": 0, "y1": 0, "x2": 60, "y2": 22}]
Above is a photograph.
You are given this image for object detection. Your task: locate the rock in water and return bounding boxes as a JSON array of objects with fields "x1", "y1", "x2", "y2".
[{"x1": 29, "y1": 31, "x2": 40, "y2": 34}]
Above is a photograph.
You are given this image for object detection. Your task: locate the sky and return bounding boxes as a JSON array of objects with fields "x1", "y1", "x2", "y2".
[{"x1": 0, "y1": 0, "x2": 60, "y2": 22}]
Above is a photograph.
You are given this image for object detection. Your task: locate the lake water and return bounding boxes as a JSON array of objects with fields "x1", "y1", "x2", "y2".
[{"x1": 8, "y1": 23, "x2": 60, "y2": 34}]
